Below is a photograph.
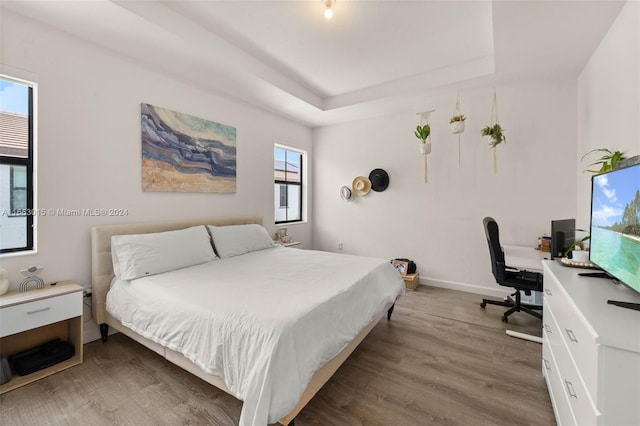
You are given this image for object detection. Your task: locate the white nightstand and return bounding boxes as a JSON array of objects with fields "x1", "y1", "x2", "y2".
[{"x1": 0, "y1": 280, "x2": 83, "y2": 393}]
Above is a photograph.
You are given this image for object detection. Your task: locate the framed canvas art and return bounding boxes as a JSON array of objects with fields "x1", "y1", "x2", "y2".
[{"x1": 141, "y1": 103, "x2": 236, "y2": 193}]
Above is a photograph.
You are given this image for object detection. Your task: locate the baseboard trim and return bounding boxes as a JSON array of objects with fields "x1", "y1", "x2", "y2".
[{"x1": 418, "y1": 277, "x2": 513, "y2": 299}]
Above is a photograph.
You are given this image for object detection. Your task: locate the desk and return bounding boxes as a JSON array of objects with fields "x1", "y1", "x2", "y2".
[
  {"x1": 501, "y1": 245, "x2": 547, "y2": 343},
  {"x1": 503, "y1": 245, "x2": 549, "y2": 272},
  {"x1": 503, "y1": 245, "x2": 547, "y2": 305}
]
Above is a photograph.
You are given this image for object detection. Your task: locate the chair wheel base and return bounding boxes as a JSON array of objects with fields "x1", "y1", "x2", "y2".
[
  {"x1": 480, "y1": 302, "x2": 486, "y2": 308},
  {"x1": 502, "y1": 316, "x2": 508, "y2": 323}
]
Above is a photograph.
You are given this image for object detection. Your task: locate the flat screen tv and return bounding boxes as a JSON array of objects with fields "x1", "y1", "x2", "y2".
[{"x1": 589, "y1": 162, "x2": 640, "y2": 294}]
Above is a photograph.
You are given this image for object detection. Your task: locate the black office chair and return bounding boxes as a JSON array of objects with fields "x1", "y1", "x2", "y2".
[{"x1": 480, "y1": 217, "x2": 543, "y2": 322}]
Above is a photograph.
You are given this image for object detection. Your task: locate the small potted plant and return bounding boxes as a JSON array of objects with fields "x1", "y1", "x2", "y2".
[
  {"x1": 414, "y1": 124, "x2": 431, "y2": 155},
  {"x1": 582, "y1": 148, "x2": 625, "y2": 173},
  {"x1": 481, "y1": 123, "x2": 506, "y2": 148},
  {"x1": 564, "y1": 229, "x2": 590, "y2": 262},
  {"x1": 449, "y1": 114, "x2": 466, "y2": 134}
]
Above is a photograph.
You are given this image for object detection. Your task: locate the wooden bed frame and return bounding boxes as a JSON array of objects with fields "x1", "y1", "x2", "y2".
[{"x1": 91, "y1": 216, "x2": 394, "y2": 425}]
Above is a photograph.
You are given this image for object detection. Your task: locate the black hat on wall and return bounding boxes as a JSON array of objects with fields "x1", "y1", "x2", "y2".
[{"x1": 369, "y1": 169, "x2": 389, "y2": 192}]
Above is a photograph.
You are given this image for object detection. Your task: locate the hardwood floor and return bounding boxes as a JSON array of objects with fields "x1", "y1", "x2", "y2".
[{"x1": 0, "y1": 286, "x2": 555, "y2": 425}]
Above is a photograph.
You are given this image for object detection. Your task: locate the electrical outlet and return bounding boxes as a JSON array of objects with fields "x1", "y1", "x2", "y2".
[{"x1": 338, "y1": 242, "x2": 343, "y2": 251}]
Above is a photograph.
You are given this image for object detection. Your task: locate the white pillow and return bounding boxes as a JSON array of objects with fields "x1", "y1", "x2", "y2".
[
  {"x1": 112, "y1": 225, "x2": 216, "y2": 280},
  {"x1": 207, "y1": 224, "x2": 275, "y2": 258}
]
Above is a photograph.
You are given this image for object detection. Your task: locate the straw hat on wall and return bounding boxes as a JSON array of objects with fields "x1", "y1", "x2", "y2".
[{"x1": 352, "y1": 176, "x2": 372, "y2": 196}]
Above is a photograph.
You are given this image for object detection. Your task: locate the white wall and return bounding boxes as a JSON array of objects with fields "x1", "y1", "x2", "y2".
[
  {"x1": 313, "y1": 81, "x2": 577, "y2": 296},
  {"x1": 0, "y1": 12, "x2": 312, "y2": 298},
  {"x1": 577, "y1": 0, "x2": 640, "y2": 228}
]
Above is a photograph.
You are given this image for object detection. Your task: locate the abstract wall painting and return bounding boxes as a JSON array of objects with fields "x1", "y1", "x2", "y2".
[{"x1": 141, "y1": 103, "x2": 236, "y2": 193}]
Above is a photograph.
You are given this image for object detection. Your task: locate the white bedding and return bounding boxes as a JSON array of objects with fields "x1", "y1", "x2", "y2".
[{"x1": 106, "y1": 246, "x2": 404, "y2": 426}]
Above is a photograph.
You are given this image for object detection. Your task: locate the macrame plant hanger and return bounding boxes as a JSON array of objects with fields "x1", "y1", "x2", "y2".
[
  {"x1": 452, "y1": 94, "x2": 464, "y2": 167},
  {"x1": 416, "y1": 110, "x2": 434, "y2": 183},
  {"x1": 490, "y1": 90, "x2": 499, "y2": 174}
]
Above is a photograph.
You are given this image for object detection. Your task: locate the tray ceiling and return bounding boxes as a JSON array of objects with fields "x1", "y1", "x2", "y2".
[{"x1": 2, "y1": 0, "x2": 625, "y2": 127}]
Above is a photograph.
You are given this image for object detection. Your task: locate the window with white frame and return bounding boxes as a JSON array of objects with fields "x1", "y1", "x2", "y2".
[
  {"x1": 274, "y1": 145, "x2": 304, "y2": 224},
  {"x1": 1, "y1": 76, "x2": 34, "y2": 253}
]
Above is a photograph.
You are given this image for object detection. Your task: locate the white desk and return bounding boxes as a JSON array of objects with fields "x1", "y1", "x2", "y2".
[
  {"x1": 503, "y1": 245, "x2": 549, "y2": 272},
  {"x1": 503, "y1": 245, "x2": 547, "y2": 305},
  {"x1": 502, "y1": 245, "x2": 547, "y2": 343}
]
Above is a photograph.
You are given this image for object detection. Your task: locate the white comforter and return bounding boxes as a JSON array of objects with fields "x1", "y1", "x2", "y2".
[{"x1": 106, "y1": 246, "x2": 404, "y2": 426}]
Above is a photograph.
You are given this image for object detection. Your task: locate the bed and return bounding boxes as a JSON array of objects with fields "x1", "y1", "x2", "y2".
[{"x1": 91, "y1": 216, "x2": 404, "y2": 426}]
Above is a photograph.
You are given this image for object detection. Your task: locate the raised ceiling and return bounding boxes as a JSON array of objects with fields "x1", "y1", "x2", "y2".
[{"x1": 2, "y1": 0, "x2": 625, "y2": 127}]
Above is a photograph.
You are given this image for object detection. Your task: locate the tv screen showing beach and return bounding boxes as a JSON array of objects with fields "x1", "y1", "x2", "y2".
[{"x1": 590, "y1": 163, "x2": 640, "y2": 293}]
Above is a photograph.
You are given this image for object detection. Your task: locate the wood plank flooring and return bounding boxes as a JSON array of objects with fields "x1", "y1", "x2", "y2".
[{"x1": 0, "y1": 286, "x2": 555, "y2": 425}]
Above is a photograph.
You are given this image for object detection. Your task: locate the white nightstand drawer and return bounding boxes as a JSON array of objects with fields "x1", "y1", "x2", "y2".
[{"x1": 0, "y1": 291, "x2": 82, "y2": 338}]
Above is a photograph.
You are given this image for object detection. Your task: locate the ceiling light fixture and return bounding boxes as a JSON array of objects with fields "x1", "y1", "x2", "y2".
[{"x1": 323, "y1": 0, "x2": 335, "y2": 20}]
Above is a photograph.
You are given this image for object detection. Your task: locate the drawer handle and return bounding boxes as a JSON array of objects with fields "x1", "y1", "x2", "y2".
[
  {"x1": 565, "y1": 329, "x2": 578, "y2": 343},
  {"x1": 27, "y1": 307, "x2": 51, "y2": 315},
  {"x1": 565, "y1": 379, "x2": 578, "y2": 399},
  {"x1": 545, "y1": 289, "x2": 552, "y2": 296},
  {"x1": 543, "y1": 358, "x2": 551, "y2": 371},
  {"x1": 544, "y1": 324, "x2": 552, "y2": 333}
]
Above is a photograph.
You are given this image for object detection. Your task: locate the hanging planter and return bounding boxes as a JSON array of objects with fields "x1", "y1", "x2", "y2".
[
  {"x1": 414, "y1": 110, "x2": 434, "y2": 183},
  {"x1": 449, "y1": 95, "x2": 466, "y2": 167},
  {"x1": 481, "y1": 123, "x2": 506, "y2": 148},
  {"x1": 449, "y1": 115, "x2": 466, "y2": 134},
  {"x1": 481, "y1": 90, "x2": 505, "y2": 174},
  {"x1": 449, "y1": 96, "x2": 466, "y2": 135},
  {"x1": 415, "y1": 123, "x2": 431, "y2": 183},
  {"x1": 418, "y1": 140, "x2": 432, "y2": 155}
]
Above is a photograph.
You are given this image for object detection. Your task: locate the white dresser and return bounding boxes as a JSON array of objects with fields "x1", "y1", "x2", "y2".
[{"x1": 542, "y1": 261, "x2": 640, "y2": 425}]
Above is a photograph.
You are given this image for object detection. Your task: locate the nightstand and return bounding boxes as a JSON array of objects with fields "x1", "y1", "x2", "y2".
[{"x1": 0, "y1": 280, "x2": 83, "y2": 393}]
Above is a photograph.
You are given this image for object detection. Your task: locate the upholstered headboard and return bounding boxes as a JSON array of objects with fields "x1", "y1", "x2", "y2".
[{"x1": 91, "y1": 216, "x2": 263, "y2": 325}]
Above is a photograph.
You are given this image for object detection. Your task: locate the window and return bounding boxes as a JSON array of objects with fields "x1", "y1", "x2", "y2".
[
  {"x1": 274, "y1": 146, "x2": 303, "y2": 224},
  {"x1": 278, "y1": 185, "x2": 287, "y2": 208},
  {"x1": 10, "y1": 165, "x2": 27, "y2": 214},
  {"x1": 1, "y1": 76, "x2": 34, "y2": 253}
]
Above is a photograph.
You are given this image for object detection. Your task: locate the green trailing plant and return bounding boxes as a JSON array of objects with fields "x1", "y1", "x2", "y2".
[
  {"x1": 582, "y1": 148, "x2": 626, "y2": 173},
  {"x1": 564, "y1": 229, "x2": 591, "y2": 257},
  {"x1": 481, "y1": 123, "x2": 506, "y2": 148},
  {"x1": 449, "y1": 114, "x2": 466, "y2": 124},
  {"x1": 414, "y1": 124, "x2": 431, "y2": 143}
]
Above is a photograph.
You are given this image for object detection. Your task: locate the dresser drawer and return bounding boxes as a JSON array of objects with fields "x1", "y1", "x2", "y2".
[
  {"x1": 544, "y1": 281, "x2": 598, "y2": 397},
  {"x1": 543, "y1": 335, "x2": 576, "y2": 426},
  {"x1": 0, "y1": 291, "x2": 82, "y2": 338},
  {"x1": 543, "y1": 303, "x2": 563, "y2": 357},
  {"x1": 542, "y1": 261, "x2": 640, "y2": 425},
  {"x1": 544, "y1": 304, "x2": 599, "y2": 425}
]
